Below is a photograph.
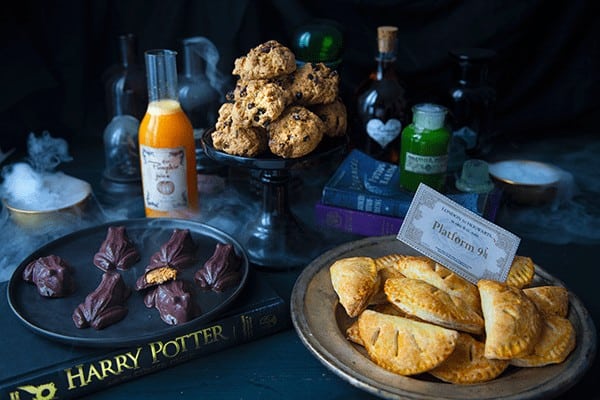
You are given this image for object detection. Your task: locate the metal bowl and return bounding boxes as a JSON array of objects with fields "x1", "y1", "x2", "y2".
[
  {"x1": 2, "y1": 179, "x2": 92, "y2": 230},
  {"x1": 489, "y1": 160, "x2": 561, "y2": 206}
]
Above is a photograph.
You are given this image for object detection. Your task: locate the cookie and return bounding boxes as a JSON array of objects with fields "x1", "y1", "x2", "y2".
[
  {"x1": 310, "y1": 97, "x2": 348, "y2": 137},
  {"x1": 288, "y1": 62, "x2": 339, "y2": 106},
  {"x1": 211, "y1": 125, "x2": 267, "y2": 157},
  {"x1": 267, "y1": 106, "x2": 325, "y2": 158},
  {"x1": 232, "y1": 40, "x2": 296, "y2": 80},
  {"x1": 230, "y1": 79, "x2": 288, "y2": 128}
]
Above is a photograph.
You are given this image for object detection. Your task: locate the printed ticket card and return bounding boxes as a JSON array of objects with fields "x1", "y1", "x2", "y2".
[{"x1": 396, "y1": 183, "x2": 520, "y2": 284}]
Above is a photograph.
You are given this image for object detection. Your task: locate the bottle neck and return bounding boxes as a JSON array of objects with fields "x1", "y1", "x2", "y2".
[
  {"x1": 455, "y1": 60, "x2": 490, "y2": 86},
  {"x1": 182, "y1": 43, "x2": 202, "y2": 79},
  {"x1": 375, "y1": 51, "x2": 396, "y2": 80},
  {"x1": 118, "y1": 34, "x2": 138, "y2": 69},
  {"x1": 145, "y1": 49, "x2": 179, "y2": 102}
]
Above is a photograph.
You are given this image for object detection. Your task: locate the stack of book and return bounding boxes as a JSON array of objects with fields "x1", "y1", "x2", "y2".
[{"x1": 315, "y1": 149, "x2": 501, "y2": 237}]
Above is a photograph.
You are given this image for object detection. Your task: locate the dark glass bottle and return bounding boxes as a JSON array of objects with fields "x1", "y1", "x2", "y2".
[
  {"x1": 354, "y1": 26, "x2": 408, "y2": 164},
  {"x1": 291, "y1": 18, "x2": 344, "y2": 69},
  {"x1": 178, "y1": 36, "x2": 223, "y2": 137},
  {"x1": 101, "y1": 34, "x2": 146, "y2": 186},
  {"x1": 447, "y1": 48, "x2": 497, "y2": 159},
  {"x1": 104, "y1": 34, "x2": 147, "y2": 122}
]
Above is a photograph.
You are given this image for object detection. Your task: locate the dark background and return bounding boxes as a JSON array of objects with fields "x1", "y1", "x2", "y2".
[{"x1": 0, "y1": 0, "x2": 598, "y2": 155}]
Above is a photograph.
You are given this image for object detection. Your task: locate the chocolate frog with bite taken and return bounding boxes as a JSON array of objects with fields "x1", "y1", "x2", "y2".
[{"x1": 72, "y1": 271, "x2": 131, "y2": 330}]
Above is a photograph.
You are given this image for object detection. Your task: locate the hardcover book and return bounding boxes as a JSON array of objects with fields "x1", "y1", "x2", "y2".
[
  {"x1": 315, "y1": 202, "x2": 403, "y2": 237},
  {"x1": 321, "y1": 149, "x2": 501, "y2": 221},
  {"x1": 0, "y1": 272, "x2": 288, "y2": 400}
]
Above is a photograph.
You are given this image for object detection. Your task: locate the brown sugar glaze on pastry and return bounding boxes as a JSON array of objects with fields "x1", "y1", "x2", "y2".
[
  {"x1": 72, "y1": 271, "x2": 131, "y2": 330},
  {"x1": 149, "y1": 228, "x2": 196, "y2": 270},
  {"x1": 144, "y1": 280, "x2": 200, "y2": 325},
  {"x1": 93, "y1": 225, "x2": 140, "y2": 271},
  {"x1": 195, "y1": 243, "x2": 242, "y2": 292},
  {"x1": 22, "y1": 254, "x2": 75, "y2": 298}
]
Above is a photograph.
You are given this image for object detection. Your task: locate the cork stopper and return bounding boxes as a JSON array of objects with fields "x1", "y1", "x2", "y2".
[{"x1": 377, "y1": 26, "x2": 398, "y2": 53}]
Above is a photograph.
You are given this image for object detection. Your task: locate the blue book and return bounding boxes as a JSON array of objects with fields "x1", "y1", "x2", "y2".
[{"x1": 321, "y1": 149, "x2": 500, "y2": 221}]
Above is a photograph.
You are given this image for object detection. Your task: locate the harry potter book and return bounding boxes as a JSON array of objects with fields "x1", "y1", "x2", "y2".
[{"x1": 0, "y1": 272, "x2": 288, "y2": 400}]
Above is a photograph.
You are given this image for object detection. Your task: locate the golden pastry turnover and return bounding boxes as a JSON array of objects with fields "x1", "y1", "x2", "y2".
[
  {"x1": 478, "y1": 279, "x2": 543, "y2": 359},
  {"x1": 330, "y1": 256, "x2": 379, "y2": 318},
  {"x1": 358, "y1": 310, "x2": 459, "y2": 376}
]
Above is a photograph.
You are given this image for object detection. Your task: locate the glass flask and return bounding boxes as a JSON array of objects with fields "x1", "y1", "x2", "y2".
[
  {"x1": 102, "y1": 34, "x2": 146, "y2": 184},
  {"x1": 139, "y1": 49, "x2": 199, "y2": 218},
  {"x1": 292, "y1": 18, "x2": 344, "y2": 69},
  {"x1": 178, "y1": 36, "x2": 228, "y2": 179},
  {"x1": 104, "y1": 33, "x2": 147, "y2": 122}
]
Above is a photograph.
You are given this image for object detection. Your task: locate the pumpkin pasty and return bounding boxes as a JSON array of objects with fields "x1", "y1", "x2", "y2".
[
  {"x1": 358, "y1": 310, "x2": 458, "y2": 375},
  {"x1": 330, "y1": 256, "x2": 379, "y2": 318},
  {"x1": 478, "y1": 279, "x2": 543, "y2": 359}
]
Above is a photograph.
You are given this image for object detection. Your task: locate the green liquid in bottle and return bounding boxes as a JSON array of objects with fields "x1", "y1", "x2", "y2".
[{"x1": 399, "y1": 103, "x2": 451, "y2": 192}]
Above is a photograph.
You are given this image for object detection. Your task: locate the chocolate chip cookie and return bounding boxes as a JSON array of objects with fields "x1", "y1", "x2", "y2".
[
  {"x1": 267, "y1": 106, "x2": 325, "y2": 158},
  {"x1": 233, "y1": 40, "x2": 296, "y2": 80},
  {"x1": 310, "y1": 97, "x2": 348, "y2": 137},
  {"x1": 289, "y1": 62, "x2": 339, "y2": 106}
]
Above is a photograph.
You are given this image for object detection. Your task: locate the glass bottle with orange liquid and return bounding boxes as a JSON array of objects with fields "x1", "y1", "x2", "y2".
[{"x1": 138, "y1": 49, "x2": 198, "y2": 218}]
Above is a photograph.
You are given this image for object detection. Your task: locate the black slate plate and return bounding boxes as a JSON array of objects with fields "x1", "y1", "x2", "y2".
[{"x1": 7, "y1": 218, "x2": 249, "y2": 348}]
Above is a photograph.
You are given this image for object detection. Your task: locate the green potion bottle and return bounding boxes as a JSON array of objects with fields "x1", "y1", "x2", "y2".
[{"x1": 399, "y1": 103, "x2": 450, "y2": 192}]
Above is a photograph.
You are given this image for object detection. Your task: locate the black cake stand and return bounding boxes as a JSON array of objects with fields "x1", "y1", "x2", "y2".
[{"x1": 201, "y1": 129, "x2": 347, "y2": 269}]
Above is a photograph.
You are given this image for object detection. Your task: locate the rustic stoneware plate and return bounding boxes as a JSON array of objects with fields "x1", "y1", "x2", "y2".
[{"x1": 291, "y1": 235, "x2": 597, "y2": 399}]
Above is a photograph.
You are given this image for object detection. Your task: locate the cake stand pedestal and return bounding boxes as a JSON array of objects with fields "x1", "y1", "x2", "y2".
[{"x1": 201, "y1": 129, "x2": 347, "y2": 269}]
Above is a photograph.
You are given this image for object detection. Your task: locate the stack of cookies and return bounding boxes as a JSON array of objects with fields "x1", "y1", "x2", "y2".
[{"x1": 212, "y1": 40, "x2": 347, "y2": 159}]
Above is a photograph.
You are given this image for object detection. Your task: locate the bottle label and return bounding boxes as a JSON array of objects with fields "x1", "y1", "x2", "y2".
[
  {"x1": 366, "y1": 118, "x2": 402, "y2": 148},
  {"x1": 140, "y1": 145, "x2": 189, "y2": 211},
  {"x1": 404, "y1": 152, "x2": 448, "y2": 174}
]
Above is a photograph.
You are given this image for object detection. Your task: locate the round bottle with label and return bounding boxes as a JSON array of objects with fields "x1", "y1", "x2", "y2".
[
  {"x1": 139, "y1": 49, "x2": 199, "y2": 218},
  {"x1": 399, "y1": 103, "x2": 450, "y2": 192},
  {"x1": 354, "y1": 26, "x2": 408, "y2": 163}
]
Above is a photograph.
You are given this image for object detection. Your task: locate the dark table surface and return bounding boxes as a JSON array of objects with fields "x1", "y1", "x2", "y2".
[{"x1": 1, "y1": 133, "x2": 598, "y2": 400}]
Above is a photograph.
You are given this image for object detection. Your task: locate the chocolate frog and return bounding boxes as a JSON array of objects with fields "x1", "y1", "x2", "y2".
[
  {"x1": 93, "y1": 225, "x2": 140, "y2": 271},
  {"x1": 148, "y1": 229, "x2": 196, "y2": 270},
  {"x1": 144, "y1": 280, "x2": 200, "y2": 325},
  {"x1": 195, "y1": 243, "x2": 242, "y2": 292},
  {"x1": 135, "y1": 263, "x2": 179, "y2": 291},
  {"x1": 72, "y1": 271, "x2": 131, "y2": 330},
  {"x1": 22, "y1": 254, "x2": 75, "y2": 298}
]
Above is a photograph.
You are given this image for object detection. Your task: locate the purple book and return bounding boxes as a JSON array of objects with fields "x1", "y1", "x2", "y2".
[{"x1": 315, "y1": 202, "x2": 404, "y2": 237}]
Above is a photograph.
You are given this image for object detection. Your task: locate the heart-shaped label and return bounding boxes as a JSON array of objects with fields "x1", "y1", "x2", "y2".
[{"x1": 366, "y1": 118, "x2": 402, "y2": 148}]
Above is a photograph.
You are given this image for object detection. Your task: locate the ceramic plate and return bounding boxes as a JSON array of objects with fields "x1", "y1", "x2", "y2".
[
  {"x1": 291, "y1": 235, "x2": 597, "y2": 399},
  {"x1": 7, "y1": 218, "x2": 249, "y2": 348}
]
